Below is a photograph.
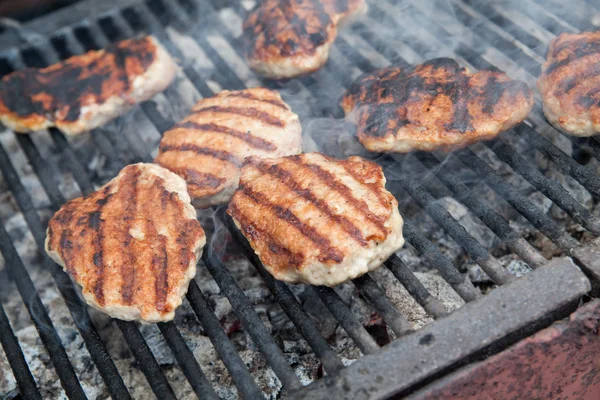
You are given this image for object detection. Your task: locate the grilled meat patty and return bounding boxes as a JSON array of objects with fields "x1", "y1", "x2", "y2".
[
  {"x1": 243, "y1": 0, "x2": 367, "y2": 79},
  {"x1": 538, "y1": 31, "x2": 600, "y2": 136},
  {"x1": 45, "y1": 163, "x2": 205, "y2": 323},
  {"x1": 227, "y1": 152, "x2": 404, "y2": 287},
  {"x1": 155, "y1": 88, "x2": 302, "y2": 208},
  {"x1": 341, "y1": 58, "x2": 534, "y2": 153},
  {"x1": 0, "y1": 36, "x2": 176, "y2": 136}
]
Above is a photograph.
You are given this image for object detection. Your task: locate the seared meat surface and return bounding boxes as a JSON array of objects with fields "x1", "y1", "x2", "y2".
[
  {"x1": 227, "y1": 152, "x2": 404, "y2": 287},
  {"x1": 45, "y1": 164, "x2": 205, "y2": 323},
  {"x1": 155, "y1": 88, "x2": 302, "y2": 208},
  {"x1": 243, "y1": 0, "x2": 366, "y2": 79},
  {"x1": 538, "y1": 31, "x2": 600, "y2": 136},
  {"x1": 0, "y1": 36, "x2": 176, "y2": 135},
  {"x1": 341, "y1": 58, "x2": 533, "y2": 153}
]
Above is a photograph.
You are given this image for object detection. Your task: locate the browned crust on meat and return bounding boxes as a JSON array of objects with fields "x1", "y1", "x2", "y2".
[
  {"x1": 0, "y1": 36, "x2": 169, "y2": 134},
  {"x1": 155, "y1": 88, "x2": 302, "y2": 208},
  {"x1": 341, "y1": 58, "x2": 534, "y2": 153},
  {"x1": 243, "y1": 0, "x2": 366, "y2": 79},
  {"x1": 538, "y1": 31, "x2": 600, "y2": 136},
  {"x1": 227, "y1": 153, "x2": 398, "y2": 280},
  {"x1": 45, "y1": 164, "x2": 205, "y2": 322}
]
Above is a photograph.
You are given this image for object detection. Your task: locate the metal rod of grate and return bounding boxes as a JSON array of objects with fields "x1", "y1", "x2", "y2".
[{"x1": 0, "y1": 268, "x2": 43, "y2": 400}]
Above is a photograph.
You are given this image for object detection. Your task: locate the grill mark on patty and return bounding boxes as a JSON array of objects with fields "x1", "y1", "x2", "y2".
[
  {"x1": 556, "y1": 63, "x2": 600, "y2": 94},
  {"x1": 53, "y1": 209, "x2": 76, "y2": 277},
  {"x1": 174, "y1": 121, "x2": 277, "y2": 151},
  {"x1": 238, "y1": 182, "x2": 344, "y2": 263},
  {"x1": 165, "y1": 167, "x2": 226, "y2": 190},
  {"x1": 159, "y1": 143, "x2": 241, "y2": 165},
  {"x1": 337, "y1": 160, "x2": 392, "y2": 210},
  {"x1": 301, "y1": 161, "x2": 388, "y2": 235},
  {"x1": 192, "y1": 105, "x2": 285, "y2": 127},
  {"x1": 153, "y1": 234, "x2": 169, "y2": 312},
  {"x1": 300, "y1": 156, "x2": 388, "y2": 233},
  {"x1": 90, "y1": 186, "x2": 112, "y2": 306},
  {"x1": 545, "y1": 40, "x2": 600, "y2": 75},
  {"x1": 578, "y1": 86, "x2": 600, "y2": 107},
  {"x1": 252, "y1": 159, "x2": 368, "y2": 246},
  {"x1": 445, "y1": 73, "x2": 474, "y2": 133},
  {"x1": 228, "y1": 202, "x2": 304, "y2": 269},
  {"x1": 120, "y1": 169, "x2": 140, "y2": 305},
  {"x1": 226, "y1": 91, "x2": 290, "y2": 110},
  {"x1": 480, "y1": 76, "x2": 529, "y2": 115},
  {"x1": 244, "y1": 0, "x2": 333, "y2": 59}
]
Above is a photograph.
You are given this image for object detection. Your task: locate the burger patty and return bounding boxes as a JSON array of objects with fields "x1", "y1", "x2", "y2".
[
  {"x1": 227, "y1": 152, "x2": 404, "y2": 287},
  {"x1": 45, "y1": 163, "x2": 205, "y2": 323},
  {"x1": 0, "y1": 36, "x2": 176, "y2": 136},
  {"x1": 341, "y1": 58, "x2": 534, "y2": 153},
  {"x1": 243, "y1": 0, "x2": 366, "y2": 79},
  {"x1": 538, "y1": 31, "x2": 600, "y2": 136},
  {"x1": 155, "y1": 87, "x2": 302, "y2": 208}
]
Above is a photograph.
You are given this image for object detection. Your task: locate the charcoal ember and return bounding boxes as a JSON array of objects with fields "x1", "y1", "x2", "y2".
[{"x1": 363, "y1": 314, "x2": 391, "y2": 346}]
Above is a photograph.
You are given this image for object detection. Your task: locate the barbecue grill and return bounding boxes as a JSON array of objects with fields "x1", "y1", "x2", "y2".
[{"x1": 0, "y1": 0, "x2": 600, "y2": 398}]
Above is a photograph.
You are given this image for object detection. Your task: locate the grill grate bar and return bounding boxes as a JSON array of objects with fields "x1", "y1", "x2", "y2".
[
  {"x1": 201, "y1": 247, "x2": 303, "y2": 392},
  {"x1": 455, "y1": 148, "x2": 580, "y2": 250},
  {"x1": 384, "y1": 256, "x2": 448, "y2": 319},
  {"x1": 312, "y1": 286, "x2": 380, "y2": 355},
  {"x1": 116, "y1": 320, "x2": 177, "y2": 399},
  {"x1": 393, "y1": 175, "x2": 513, "y2": 285},
  {"x1": 0, "y1": 286, "x2": 43, "y2": 400},
  {"x1": 487, "y1": 138, "x2": 600, "y2": 235},
  {"x1": 157, "y1": 322, "x2": 220, "y2": 399},
  {"x1": 352, "y1": 274, "x2": 414, "y2": 336},
  {"x1": 514, "y1": 124, "x2": 600, "y2": 199},
  {"x1": 403, "y1": 222, "x2": 480, "y2": 302},
  {"x1": 416, "y1": 153, "x2": 548, "y2": 269},
  {"x1": 0, "y1": 216, "x2": 86, "y2": 400},
  {"x1": 218, "y1": 210, "x2": 346, "y2": 374},
  {"x1": 186, "y1": 281, "x2": 264, "y2": 399}
]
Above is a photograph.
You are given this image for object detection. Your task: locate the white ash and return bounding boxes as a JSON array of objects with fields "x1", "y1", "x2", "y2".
[{"x1": 468, "y1": 254, "x2": 534, "y2": 286}]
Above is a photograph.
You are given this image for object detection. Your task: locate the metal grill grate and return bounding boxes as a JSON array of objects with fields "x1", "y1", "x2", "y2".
[{"x1": 0, "y1": 0, "x2": 598, "y2": 398}]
